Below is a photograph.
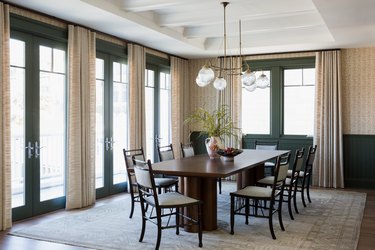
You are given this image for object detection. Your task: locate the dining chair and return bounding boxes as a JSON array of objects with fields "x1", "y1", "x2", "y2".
[
  {"x1": 123, "y1": 147, "x2": 178, "y2": 218},
  {"x1": 230, "y1": 154, "x2": 288, "y2": 239},
  {"x1": 257, "y1": 149, "x2": 303, "y2": 220},
  {"x1": 254, "y1": 140, "x2": 279, "y2": 176},
  {"x1": 180, "y1": 142, "x2": 223, "y2": 194},
  {"x1": 157, "y1": 144, "x2": 179, "y2": 183},
  {"x1": 289, "y1": 145, "x2": 317, "y2": 207},
  {"x1": 133, "y1": 159, "x2": 203, "y2": 250},
  {"x1": 180, "y1": 142, "x2": 195, "y2": 158}
]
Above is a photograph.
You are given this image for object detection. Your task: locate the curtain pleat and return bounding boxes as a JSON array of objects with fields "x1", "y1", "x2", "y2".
[
  {"x1": 171, "y1": 57, "x2": 189, "y2": 159},
  {"x1": 128, "y1": 44, "x2": 146, "y2": 152},
  {"x1": 314, "y1": 50, "x2": 344, "y2": 188},
  {"x1": 0, "y1": 2, "x2": 12, "y2": 230},
  {"x1": 66, "y1": 25, "x2": 96, "y2": 209}
]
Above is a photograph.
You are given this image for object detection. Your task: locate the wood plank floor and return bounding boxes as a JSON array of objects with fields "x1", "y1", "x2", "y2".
[{"x1": 0, "y1": 187, "x2": 374, "y2": 250}]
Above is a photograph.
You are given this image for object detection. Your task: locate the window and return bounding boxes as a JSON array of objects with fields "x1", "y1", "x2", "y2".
[
  {"x1": 241, "y1": 57, "x2": 315, "y2": 150},
  {"x1": 242, "y1": 70, "x2": 271, "y2": 134},
  {"x1": 283, "y1": 68, "x2": 315, "y2": 135}
]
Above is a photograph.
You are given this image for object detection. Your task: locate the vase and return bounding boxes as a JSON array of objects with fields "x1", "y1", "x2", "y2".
[{"x1": 205, "y1": 136, "x2": 223, "y2": 159}]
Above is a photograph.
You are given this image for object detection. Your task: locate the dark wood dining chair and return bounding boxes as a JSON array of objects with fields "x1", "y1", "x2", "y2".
[
  {"x1": 257, "y1": 149, "x2": 303, "y2": 220},
  {"x1": 289, "y1": 145, "x2": 317, "y2": 207},
  {"x1": 123, "y1": 147, "x2": 178, "y2": 218},
  {"x1": 254, "y1": 140, "x2": 279, "y2": 176},
  {"x1": 133, "y1": 159, "x2": 203, "y2": 249},
  {"x1": 230, "y1": 154, "x2": 288, "y2": 239}
]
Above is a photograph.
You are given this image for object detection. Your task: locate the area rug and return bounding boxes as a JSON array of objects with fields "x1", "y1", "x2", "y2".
[{"x1": 10, "y1": 182, "x2": 366, "y2": 250}]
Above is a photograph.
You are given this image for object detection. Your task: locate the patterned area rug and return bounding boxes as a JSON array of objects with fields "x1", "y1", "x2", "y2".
[{"x1": 10, "y1": 182, "x2": 366, "y2": 250}]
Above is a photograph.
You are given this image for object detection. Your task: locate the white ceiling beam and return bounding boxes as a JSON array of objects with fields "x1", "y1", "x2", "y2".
[
  {"x1": 82, "y1": 0, "x2": 206, "y2": 50},
  {"x1": 204, "y1": 25, "x2": 334, "y2": 52},
  {"x1": 184, "y1": 11, "x2": 324, "y2": 38},
  {"x1": 120, "y1": 0, "x2": 178, "y2": 12}
]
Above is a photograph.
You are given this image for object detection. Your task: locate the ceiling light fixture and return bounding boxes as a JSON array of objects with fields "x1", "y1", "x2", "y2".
[{"x1": 196, "y1": 2, "x2": 270, "y2": 92}]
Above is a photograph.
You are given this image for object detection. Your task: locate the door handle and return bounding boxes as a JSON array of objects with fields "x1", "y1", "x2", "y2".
[
  {"x1": 109, "y1": 137, "x2": 115, "y2": 151},
  {"x1": 35, "y1": 141, "x2": 44, "y2": 159},
  {"x1": 25, "y1": 141, "x2": 34, "y2": 159},
  {"x1": 105, "y1": 137, "x2": 110, "y2": 151}
]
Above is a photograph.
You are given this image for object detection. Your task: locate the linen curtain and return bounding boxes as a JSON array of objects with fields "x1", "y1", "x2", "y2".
[
  {"x1": 219, "y1": 56, "x2": 242, "y2": 149},
  {"x1": 128, "y1": 44, "x2": 146, "y2": 151},
  {"x1": 0, "y1": 2, "x2": 11, "y2": 230},
  {"x1": 66, "y1": 25, "x2": 96, "y2": 209},
  {"x1": 171, "y1": 56, "x2": 189, "y2": 159},
  {"x1": 313, "y1": 50, "x2": 344, "y2": 188}
]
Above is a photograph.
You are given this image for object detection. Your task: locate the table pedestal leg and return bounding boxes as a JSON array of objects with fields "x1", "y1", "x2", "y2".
[
  {"x1": 183, "y1": 177, "x2": 217, "y2": 232},
  {"x1": 237, "y1": 163, "x2": 265, "y2": 189}
]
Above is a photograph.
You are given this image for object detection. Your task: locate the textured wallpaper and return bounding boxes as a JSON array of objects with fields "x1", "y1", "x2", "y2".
[{"x1": 341, "y1": 47, "x2": 375, "y2": 135}]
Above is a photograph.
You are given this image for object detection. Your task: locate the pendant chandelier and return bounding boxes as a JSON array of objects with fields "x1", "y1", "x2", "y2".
[{"x1": 195, "y1": 2, "x2": 270, "y2": 91}]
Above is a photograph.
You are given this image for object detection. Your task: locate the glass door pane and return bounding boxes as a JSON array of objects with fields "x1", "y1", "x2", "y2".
[
  {"x1": 159, "y1": 72, "x2": 171, "y2": 146},
  {"x1": 39, "y1": 46, "x2": 66, "y2": 201},
  {"x1": 145, "y1": 69, "x2": 155, "y2": 162},
  {"x1": 10, "y1": 39, "x2": 26, "y2": 208},
  {"x1": 112, "y1": 62, "x2": 128, "y2": 184},
  {"x1": 95, "y1": 58, "x2": 105, "y2": 188}
]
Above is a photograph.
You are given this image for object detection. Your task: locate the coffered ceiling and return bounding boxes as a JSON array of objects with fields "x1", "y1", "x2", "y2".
[{"x1": 5, "y1": 0, "x2": 375, "y2": 58}]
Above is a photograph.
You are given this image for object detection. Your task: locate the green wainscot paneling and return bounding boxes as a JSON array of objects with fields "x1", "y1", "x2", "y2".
[{"x1": 343, "y1": 134, "x2": 375, "y2": 189}]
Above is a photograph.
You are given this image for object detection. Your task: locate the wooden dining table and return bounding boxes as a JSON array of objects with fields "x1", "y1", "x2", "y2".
[{"x1": 151, "y1": 149, "x2": 289, "y2": 231}]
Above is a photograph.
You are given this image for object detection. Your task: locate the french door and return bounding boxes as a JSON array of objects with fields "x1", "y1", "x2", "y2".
[
  {"x1": 95, "y1": 52, "x2": 129, "y2": 198},
  {"x1": 145, "y1": 63, "x2": 172, "y2": 162},
  {"x1": 10, "y1": 32, "x2": 67, "y2": 221}
]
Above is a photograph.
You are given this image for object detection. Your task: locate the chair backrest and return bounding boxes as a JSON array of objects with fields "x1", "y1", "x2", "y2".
[
  {"x1": 157, "y1": 144, "x2": 175, "y2": 162},
  {"x1": 276, "y1": 153, "x2": 291, "y2": 183},
  {"x1": 181, "y1": 142, "x2": 195, "y2": 158},
  {"x1": 289, "y1": 148, "x2": 305, "y2": 182},
  {"x1": 254, "y1": 140, "x2": 278, "y2": 151},
  {"x1": 133, "y1": 159, "x2": 154, "y2": 189},
  {"x1": 305, "y1": 145, "x2": 317, "y2": 172},
  {"x1": 123, "y1": 148, "x2": 145, "y2": 171}
]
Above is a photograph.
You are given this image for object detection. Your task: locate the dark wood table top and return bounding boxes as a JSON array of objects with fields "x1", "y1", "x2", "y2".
[{"x1": 152, "y1": 149, "x2": 289, "y2": 178}]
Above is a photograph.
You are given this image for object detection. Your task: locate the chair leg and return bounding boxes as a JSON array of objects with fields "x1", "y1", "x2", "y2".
[
  {"x1": 156, "y1": 210, "x2": 162, "y2": 250},
  {"x1": 139, "y1": 204, "x2": 146, "y2": 242},
  {"x1": 293, "y1": 182, "x2": 299, "y2": 214},
  {"x1": 218, "y1": 178, "x2": 222, "y2": 194},
  {"x1": 287, "y1": 188, "x2": 294, "y2": 220},
  {"x1": 300, "y1": 177, "x2": 307, "y2": 207},
  {"x1": 277, "y1": 194, "x2": 285, "y2": 231},
  {"x1": 198, "y1": 204, "x2": 203, "y2": 247},
  {"x1": 230, "y1": 195, "x2": 235, "y2": 235},
  {"x1": 306, "y1": 174, "x2": 312, "y2": 203},
  {"x1": 176, "y1": 208, "x2": 180, "y2": 235},
  {"x1": 268, "y1": 201, "x2": 276, "y2": 240},
  {"x1": 245, "y1": 198, "x2": 249, "y2": 225},
  {"x1": 129, "y1": 193, "x2": 135, "y2": 219}
]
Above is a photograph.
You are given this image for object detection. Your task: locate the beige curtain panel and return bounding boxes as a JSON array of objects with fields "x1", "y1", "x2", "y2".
[
  {"x1": 128, "y1": 44, "x2": 146, "y2": 151},
  {"x1": 314, "y1": 50, "x2": 344, "y2": 188},
  {"x1": 171, "y1": 56, "x2": 189, "y2": 159},
  {"x1": 0, "y1": 2, "x2": 12, "y2": 230},
  {"x1": 66, "y1": 25, "x2": 96, "y2": 209}
]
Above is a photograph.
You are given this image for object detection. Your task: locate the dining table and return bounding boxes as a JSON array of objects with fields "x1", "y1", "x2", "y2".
[{"x1": 151, "y1": 149, "x2": 289, "y2": 232}]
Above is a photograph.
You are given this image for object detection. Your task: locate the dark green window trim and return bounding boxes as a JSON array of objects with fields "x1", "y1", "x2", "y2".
[
  {"x1": 10, "y1": 13, "x2": 67, "y2": 42},
  {"x1": 242, "y1": 57, "x2": 315, "y2": 153}
]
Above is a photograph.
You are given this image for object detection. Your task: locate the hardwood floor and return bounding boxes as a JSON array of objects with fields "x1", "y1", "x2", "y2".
[{"x1": 0, "y1": 187, "x2": 374, "y2": 250}]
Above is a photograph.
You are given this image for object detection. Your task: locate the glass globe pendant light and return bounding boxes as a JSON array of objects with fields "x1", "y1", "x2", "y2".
[
  {"x1": 196, "y1": 64, "x2": 215, "y2": 87},
  {"x1": 241, "y1": 66, "x2": 256, "y2": 87},
  {"x1": 255, "y1": 71, "x2": 270, "y2": 89},
  {"x1": 213, "y1": 76, "x2": 227, "y2": 90}
]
